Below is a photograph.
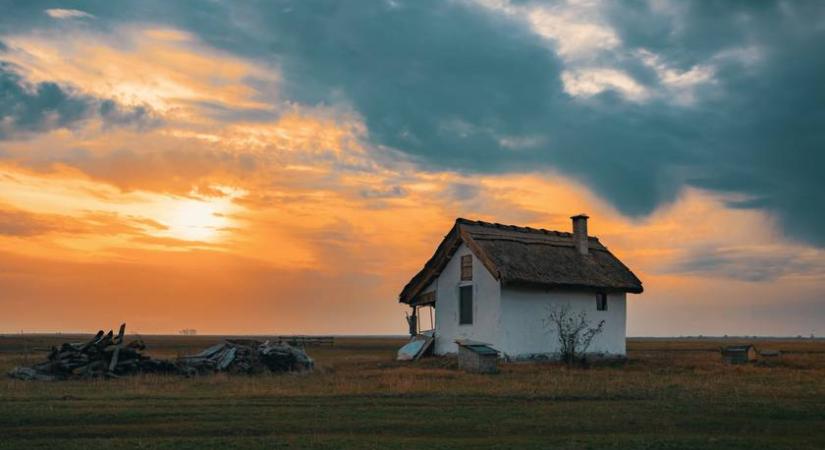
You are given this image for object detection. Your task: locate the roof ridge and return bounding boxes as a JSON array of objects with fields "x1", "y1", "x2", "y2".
[
  {"x1": 470, "y1": 236, "x2": 611, "y2": 251},
  {"x1": 455, "y1": 217, "x2": 600, "y2": 240}
]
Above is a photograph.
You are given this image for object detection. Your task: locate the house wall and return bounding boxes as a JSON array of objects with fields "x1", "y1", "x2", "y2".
[
  {"x1": 498, "y1": 287, "x2": 627, "y2": 358},
  {"x1": 427, "y1": 243, "x2": 502, "y2": 355},
  {"x1": 418, "y1": 244, "x2": 628, "y2": 358}
]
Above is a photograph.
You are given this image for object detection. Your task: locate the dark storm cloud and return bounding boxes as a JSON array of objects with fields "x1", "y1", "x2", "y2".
[
  {"x1": 0, "y1": 63, "x2": 159, "y2": 139},
  {"x1": 597, "y1": 1, "x2": 825, "y2": 246},
  {"x1": 172, "y1": 0, "x2": 825, "y2": 240},
  {"x1": 2, "y1": 1, "x2": 825, "y2": 245},
  {"x1": 667, "y1": 246, "x2": 825, "y2": 282},
  {"x1": 97, "y1": 100, "x2": 157, "y2": 129},
  {"x1": 0, "y1": 62, "x2": 92, "y2": 138}
]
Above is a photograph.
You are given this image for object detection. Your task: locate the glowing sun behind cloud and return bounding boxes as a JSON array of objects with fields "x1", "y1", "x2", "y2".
[{"x1": 157, "y1": 197, "x2": 235, "y2": 242}]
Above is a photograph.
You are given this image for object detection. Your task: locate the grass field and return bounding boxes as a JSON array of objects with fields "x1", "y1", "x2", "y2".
[{"x1": 1, "y1": 335, "x2": 824, "y2": 449}]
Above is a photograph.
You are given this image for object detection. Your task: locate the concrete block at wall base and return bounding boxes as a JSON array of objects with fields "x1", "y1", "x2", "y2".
[
  {"x1": 457, "y1": 346, "x2": 499, "y2": 374},
  {"x1": 505, "y1": 352, "x2": 627, "y2": 363}
]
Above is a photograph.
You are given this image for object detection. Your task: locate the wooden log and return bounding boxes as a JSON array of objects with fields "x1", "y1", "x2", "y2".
[
  {"x1": 108, "y1": 347, "x2": 121, "y2": 373},
  {"x1": 96, "y1": 330, "x2": 114, "y2": 349},
  {"x1": 91, "y1": 330, "x2": 108, "y2": 346},
  {"x1": 80, "y1": 330, "x2": 105, "y2": 351},
  {"x1": 216, "y1": 347, "x2": 237, "y2": 370},
  {"x1": 56, "y1": 351, "x2": 77, "y2": 360},
  {"x1": 85, "y1": 360, "x2": 106, "y2": 373},
  {"x1": 191, "y1": 343, "x2": 225, "y2": 359},
  {"x1": 116, "y1": 360, "x2": 138, "y2": 372},
  {"x1": 8, "y1": 367, "x2": 57, "y2": 381},
  {"x1": 59, "y1": 343, "x2": 75, "y2": 353},
  {"x1": 108, "y1": 325, "x2": 127, "y2": 373},
  {"x1": 114, "y1": 323, "x2": 126, "y2": 345}
]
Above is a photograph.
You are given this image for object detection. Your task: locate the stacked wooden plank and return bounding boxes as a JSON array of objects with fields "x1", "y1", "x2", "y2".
[
  {"x1": 177, "y1": 339, "x2": 314, "y2": 374},
  {"x1": 7, "y1": 324, "x2": 177, "y2": 381},
  {"x1": 7, "y1": 326, "x2": 315, "y2": 381}
]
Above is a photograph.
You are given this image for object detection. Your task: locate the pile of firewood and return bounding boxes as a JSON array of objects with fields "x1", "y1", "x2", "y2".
[
  {"x1": 7, "y1": 324, "x2": 177, "y2": 381},
  {"x1": 177, "y1": 339, "x2": 314, "y2": 375},
  {"x1": 7, "y1": 324, "x2": 314, "y2": 381}
]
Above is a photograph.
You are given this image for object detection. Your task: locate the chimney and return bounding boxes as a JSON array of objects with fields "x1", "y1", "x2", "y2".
[{"x1": 571, "y1": 214, "x2": 589, "y2": 255}]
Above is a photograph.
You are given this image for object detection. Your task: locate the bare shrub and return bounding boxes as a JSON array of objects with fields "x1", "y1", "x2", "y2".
[{"x1": 543, "y1": 304, "x2": 605, "y2": 365}]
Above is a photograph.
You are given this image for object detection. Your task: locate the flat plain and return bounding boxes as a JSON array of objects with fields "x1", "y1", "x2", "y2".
[{"x1": 1, "y1": 335, "x2": 824, "y2": 449}]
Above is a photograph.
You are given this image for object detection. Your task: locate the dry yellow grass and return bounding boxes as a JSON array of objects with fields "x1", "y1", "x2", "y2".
[{"x1": 1, "y1": 335, "x2": 824, "y2": 449}]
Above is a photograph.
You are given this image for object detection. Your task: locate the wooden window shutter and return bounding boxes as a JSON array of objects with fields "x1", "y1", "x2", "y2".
[
  {"x1": 460, "y1": 255, "x2": 473, "y2": 281},
  {"x1": 459, "y1": 285, "x2": 473, "y2": 325}
]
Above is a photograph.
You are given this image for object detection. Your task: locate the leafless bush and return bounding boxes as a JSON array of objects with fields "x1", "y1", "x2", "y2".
[{"x1": 544, "y1": 304, "x2": 605, "y2": 365}]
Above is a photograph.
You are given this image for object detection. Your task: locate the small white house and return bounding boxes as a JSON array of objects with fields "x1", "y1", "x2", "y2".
[{"x1": 399, "y1": 215, "x2": 643, "y2": 359}]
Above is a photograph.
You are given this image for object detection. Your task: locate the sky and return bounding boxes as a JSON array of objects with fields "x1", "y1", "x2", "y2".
[{"x1": 0, "y1": 0, "x2": 823, "y2": 336}]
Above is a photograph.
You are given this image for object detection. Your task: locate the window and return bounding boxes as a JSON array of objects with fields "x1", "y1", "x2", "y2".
[
  {"x1": 459, "y1": 285, "x2": 473, "y2": 324},
  {"x1": 596, "y1": 292, "x2": 608, "y2": 311},
  {"x1": 460, "y1": 254, "x2": 473, "y2": 281}
]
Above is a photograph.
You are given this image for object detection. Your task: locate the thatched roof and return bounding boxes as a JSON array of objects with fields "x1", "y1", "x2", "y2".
[{"x1": 400, "y1": 218, "x2": 643, "y2": 305}]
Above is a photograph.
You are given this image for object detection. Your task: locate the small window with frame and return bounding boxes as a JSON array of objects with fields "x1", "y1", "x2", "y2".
[
  {"x1": 459, "y1": 285, "x2": 473, "y2": 325},
  {"x1": 596, "y1": 292, "x2": 608, "y2": 311},
  {"x1": 460, "y1": 254, "x2": 473, "y2": 281}
]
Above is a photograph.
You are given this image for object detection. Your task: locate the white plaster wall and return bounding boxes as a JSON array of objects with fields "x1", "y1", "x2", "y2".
[
  {"x1": 421, "y1": 243, "x2": 627, "y2": 358},
  {"x1": 431, "y1": 243, "x2": 501, "y2": 354},
  {"x1": 498, "y1": 288, "x2": 626, "y2": 358}
]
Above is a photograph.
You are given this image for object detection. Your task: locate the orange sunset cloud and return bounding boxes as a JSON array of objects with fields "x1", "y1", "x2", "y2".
[{"x1": 1, "y1": 2, "x2": 824, "y2": 337}]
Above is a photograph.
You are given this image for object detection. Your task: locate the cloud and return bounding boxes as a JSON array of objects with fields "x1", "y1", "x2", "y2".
[
  {"x1": 0, "y1": 1, "x2": 823, "y2": 337},
  {"x1": 129, "y1": 234, "x2": 215, "y2": 249},
  {"x1": 474, "y1": 0, "x2": 620, "y2": 60},
  {"x1": 446, "y1": 182, "x2": 480, "y2": 202},
  {"x1": 0, "y1": 207, "x2": 66, "y2": 236},
  {"x1": 44, "y1": 9, "x2": 94, "y2": 20},
  {"x1": 561, "y1": 68, "x2": 649, "y2": 101},
  {"x1": 635, "y1": 49, "x2": 714, "y2": 105},
  {"x1": 0, "y1": 103, "x2": 374, "y2": 206},
  {"x1": 0, "y1": 62, "x2": 94, "y2": 138},
  {"x1": 173, "y1": 0, "x2": 819, "y2": 247},
  {"x1": 0, "y1": 204, "x2": 163, "y2": 238},
  {"x1": 0, "y1": 26, "x2": 281, "y2": 115},
  {"x1": 667, "y1": 246, "x2": 825, "y2": 282},
  {"x1": 97, "y1": 100, "x2": 159, "y2": 129},
  {"x1": 1, "y1": 159, "x2": 823, "y2": 334},
  {"x1": 2, "y1": 1, "x2": 825, "y2": 251},
  {"x1": 0, "y1": 62, "x2": 159, "y2": 139},
  {"x1": 360, "y1": 185, "x2": 406, "y2": 199}
]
